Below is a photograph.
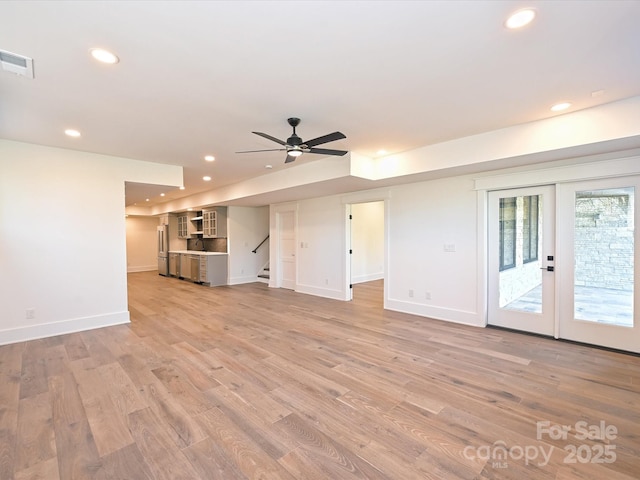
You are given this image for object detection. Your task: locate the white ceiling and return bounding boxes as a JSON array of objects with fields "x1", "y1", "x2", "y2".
[{"x1": 2, "y1": 0, "x2": 640, "y2": 208}]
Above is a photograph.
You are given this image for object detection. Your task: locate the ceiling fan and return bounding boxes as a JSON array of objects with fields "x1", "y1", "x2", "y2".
[{"x1": 237, "y1": 117, "x2": 347, "y2": 163}]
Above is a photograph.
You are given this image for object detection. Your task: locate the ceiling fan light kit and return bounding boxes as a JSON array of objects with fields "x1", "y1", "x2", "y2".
[{"x1": 237, "y1": 117, "x2": 347, "y2": 164}]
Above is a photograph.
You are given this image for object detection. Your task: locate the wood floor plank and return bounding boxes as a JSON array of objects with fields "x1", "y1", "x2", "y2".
[
  {"x1": 127, "y1": 407, "x2": 201, "y2": 480},
  {"x1": 19, "y1": 341, "x2": 48, "y2": 399},
  {"x1": 92, "y1": 443, "x2": 155, "y2": 480},
  {"x1": 4, "y1": 272, "x2": 640, "y2": 479},
  {"x1": 0, "y1": 341, "x2": 24, "y2": 479},
  {"x1": 136, "y1": 381, "x2": 208, "y2": 449},
  {"x1": 49, "y1": 373, "x2": 103, "y2": 479},
  {"x1": 14, "y1": 456, "x2": 60, "y2": 480},
  {"x1": 196, "y1": 406, "x2": 298, "y2": 480},
  {"x1": 14, "y1": 391, "x2": 56, "y2": 472},
  {"x1": 96, "y1": 361, "x2": 147, "y2": 416}
]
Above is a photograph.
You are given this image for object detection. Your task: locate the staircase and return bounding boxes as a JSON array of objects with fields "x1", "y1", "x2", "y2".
[{"x1": 257, "y1": 263, "x2": 270, "y2": 283}]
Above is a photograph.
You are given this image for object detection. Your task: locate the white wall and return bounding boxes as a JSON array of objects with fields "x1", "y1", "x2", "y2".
[
  {"x1": 350, "y1": 201, "x2": 384, "y2": 284},
  {"x1": 125, "y1": 216, "x2": 159, "y2": 272},
  {"x1": 272, "y1": 152, "x2": 640, "y2": 330},
  {"x1": 295, "y1": 195, "x2": 348, "y2": 299},
  {"x1": 0, "y1": 140, "x2": 182, "y2": 345},
  {"x1": 227, "y1": 206, "x2": 269, "y2": 284},
  {"x1": 272, "y1": 179, "x2": 479, "y2": 314},
  {"x1": 385, "y1": 176, "x2": 480, "y2": 325}
]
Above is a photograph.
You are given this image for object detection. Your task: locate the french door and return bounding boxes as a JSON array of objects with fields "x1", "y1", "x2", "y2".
[
  {"x1": 488, "y1": 186, "x2": 556, "y2": 336},
  {"x1": 557, "y1": 176, "x2": 640, "y2": 353},
  {"x1": 489, "y1": 179, "x2": 640, "y2": 353}
]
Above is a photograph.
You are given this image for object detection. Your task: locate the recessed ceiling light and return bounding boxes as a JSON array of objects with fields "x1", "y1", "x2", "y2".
[
  {"x1": 265, "y1": 164, "x2": 273, "y2": 169},
  {"x1": 204, "y1": 155, "x2": 215, "y2": 162},
  {"x1": 377, "y1": 150, "x2": 387, "y2": 156},
  {"x1": 505, "y1": 8, "x2": 536, "y2": 29},
  {"x1": 187, "y1": 208, "x2": 193, "y2": 211},
  {"x1": 160, "y1": 193, "x2": 165, "y2": 197},
  {"x1": 203, "y1": 176, "x2": 212, "y2": 181},
  {"x1": 64, "y1": 129, "x2": 81, "y2": 137},
  {"x1": 145, "y1": 198, "x2": 150, "y2": 202},
  {"x1": 179, "y1": 186, "x2": 185, "y2": 190},
  {"x1": 89, "y1": 48, "x2": 119, "y2": 64},
  {"x1": 551, "y1": 102, "x2": 571, "y2": 112}
]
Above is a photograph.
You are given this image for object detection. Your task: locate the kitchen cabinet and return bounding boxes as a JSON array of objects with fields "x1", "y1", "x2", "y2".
[
  {"x1": 169, "y1": 252, "x2": 180, "y2": 277},
  {"x1": 202, "y1": 207, "x2": 227, "y2": 238},
  {"x1": 169, "y1": 251, "x2": 228, "y2": 286},
  {"x1": 199, "y1": 254, "x2": 228, "y2": 285},
  {"x1": 179, "y1": 253, "x2": 191, "y2": 279},
  {"x1": 178, "y1": 211, "x2": 200, "y2": 239}
]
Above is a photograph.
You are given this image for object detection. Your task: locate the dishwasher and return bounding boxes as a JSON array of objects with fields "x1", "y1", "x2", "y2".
[{"x1": 190, "y1": 255, "x2": 201, "y2": 283}]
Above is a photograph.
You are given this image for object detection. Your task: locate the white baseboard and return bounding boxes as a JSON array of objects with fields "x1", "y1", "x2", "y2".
[
  {"x1": 127, "y1": 265, "x2": 156, "y2": 273},
  {"x1": 385, "y1": 298, "x2": 482, "y2": 327},
  {"x1": 295, "y1": 283, "x2": 350, "y2": 301},
  {"x1": 351, "y1": 272, "x2": 384, "y2": 284},
  {"x1": 0, "y1": 311, "x2": 131, "y2": 346},
  {"x1": 228, "y1": 275, "x2": 259, "y2": 285}
]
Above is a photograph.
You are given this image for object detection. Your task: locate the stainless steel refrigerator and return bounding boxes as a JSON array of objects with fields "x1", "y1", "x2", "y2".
[{"x1": 157, "y1": 225, "x2": 169, "y2": 276}]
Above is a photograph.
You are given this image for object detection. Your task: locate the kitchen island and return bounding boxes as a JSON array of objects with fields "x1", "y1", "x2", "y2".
[{"x1": 169, "y1": 250, "x2": 228, "y2": 286}]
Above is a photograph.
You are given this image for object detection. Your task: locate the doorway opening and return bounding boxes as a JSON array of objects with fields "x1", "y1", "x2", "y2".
[{"x1": 348, "y1": 201, "x2": 385, "y2": 304}]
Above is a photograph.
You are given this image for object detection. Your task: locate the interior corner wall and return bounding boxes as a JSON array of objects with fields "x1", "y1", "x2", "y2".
[
  {"x1": 350, "y1": 201, "x2": 384, "y2": 284},
  {"x1": 277, "y1": 174, "x2": 483, "y2": 325},
  {"x1": 126, "y1": 216, "x2": 159, "y2": 272},
  {"x1": 227, "y1": 206, "x2": 269, "y2": 284},
  {"x1": 0, "y1": 139, "x2": 182, "y2": 345}
]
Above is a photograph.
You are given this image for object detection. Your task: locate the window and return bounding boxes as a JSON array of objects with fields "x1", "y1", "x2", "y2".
[
  {"x1": 499, "y1": 197, "x2": 516, "y2": 271},
  {"x1": 523, "y1": 195, "x2": 539, "y2": 263}
]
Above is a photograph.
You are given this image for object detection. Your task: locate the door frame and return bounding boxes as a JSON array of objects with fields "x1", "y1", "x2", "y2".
[
  {"x1": 487, "y1": 185, "x2": 557, "y2": 336},
  {"x1": 270, "y1": 202, "x2": 298, "y2": 290},
  {"x1": 476, "y1": 153, "x2": 640, "y2": 351},
  {"x1": 556, "y1": 176, "x2": 640, "y2": 353},
  {"x1": 342, "y1": 189, "x2": 391, "y2": 304}
]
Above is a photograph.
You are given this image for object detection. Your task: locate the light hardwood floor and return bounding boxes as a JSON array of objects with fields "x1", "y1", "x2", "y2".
[{"x1": 1, "y1": 272, "x2": 639, "y2": 479}]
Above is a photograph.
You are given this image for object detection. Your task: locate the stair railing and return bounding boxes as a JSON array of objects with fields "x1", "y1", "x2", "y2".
[{"x1": 252, "y1": 235, "x2": 269, "y2": 254}]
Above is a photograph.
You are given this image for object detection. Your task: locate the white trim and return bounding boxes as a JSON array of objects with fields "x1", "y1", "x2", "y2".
[
  {"x1": 340, "y1": 187, "x2": 392, "y2": 204},
  {"x1": 127, "y1": 265, "x2": 156, "y2": 273},
  {"x1": 227, "y1": 275, "x2": 260, "y2": 285},
  {"x1": 352, "y1": 272, "x2": 384, "y2": 284},
  {"x1": 296, "y1": 283, "x2": 347, "y2": 301},
  {"x1": 474, "y1": 152, "x2": 640, "y2": 191},
  {"x1": 0, "y1": 311, "x2": 130, "y2": 346},
  {"x1": 385, "y1": 298, "x2": 481, "y2": 327}
]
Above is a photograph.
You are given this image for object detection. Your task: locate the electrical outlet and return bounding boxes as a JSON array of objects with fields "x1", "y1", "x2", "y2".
[
  {"x1": 325, "y1": 279, "x2": 329, "y2": 285},
  {"x1": 425, "y1": 291, "x2": 431, "y2": 300},
  {"x1": 444, "y1": 244, "x2": 456, "y2": 252},
  {"x1": 409, "y1": 289, "x2": 414, "y2": 298},
  {"x1": 26, "y1": 308, "x2": 35, "y2": 319}
]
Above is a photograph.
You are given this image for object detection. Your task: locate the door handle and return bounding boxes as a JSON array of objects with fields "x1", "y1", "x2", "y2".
[{"x1": 540, "y1": 266, "x2": 555, "y2": 272}]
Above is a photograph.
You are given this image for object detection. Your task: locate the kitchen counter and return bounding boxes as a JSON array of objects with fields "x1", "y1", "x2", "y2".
[{"x1": 169, "y1": 250, "x2": 228, "y2": 256}]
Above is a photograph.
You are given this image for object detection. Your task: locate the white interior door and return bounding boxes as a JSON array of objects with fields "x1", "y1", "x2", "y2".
[
  {"x1": 277, "y1": 210, "x2": 296, "y2": 290},
  {"x1": 557, "y1": 176, "x2": 640, "y2": 353},
  {"x1": 488, "y1": 186, "x2": 556, "y2": 336}
]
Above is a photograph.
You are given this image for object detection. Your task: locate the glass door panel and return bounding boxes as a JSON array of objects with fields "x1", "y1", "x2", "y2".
[
  {"x1": 558, "y1": 177, "x2": 640, "y2": 353},
  {"x1": 574, "y1": 187, "x2": 634, "y2": 326},
  {"x1": 488, "y1": 186, "x2": 555, "y2": 336}
]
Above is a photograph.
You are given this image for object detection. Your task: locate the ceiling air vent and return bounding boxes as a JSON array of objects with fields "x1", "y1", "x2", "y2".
[{"x1": 0, "y1": 50, "x2": 34, "y2": 79}]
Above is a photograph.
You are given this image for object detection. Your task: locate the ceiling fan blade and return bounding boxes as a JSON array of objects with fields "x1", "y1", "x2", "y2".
[
  {"x1": 308, "y1": 147, "x2": 349, "y2": 156},
  {"x1": 304, "y1": 131, "x2": 346, "y2": 148},
  {"x1": 284, "y1": 155, "x2": 297, "y2": 164},
  {"x1": 252, "y1": 131, "x2": 287, "y2": 145},
  {"x1": 236, "y1": 148, "x2": 286, "y2": 154}
]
